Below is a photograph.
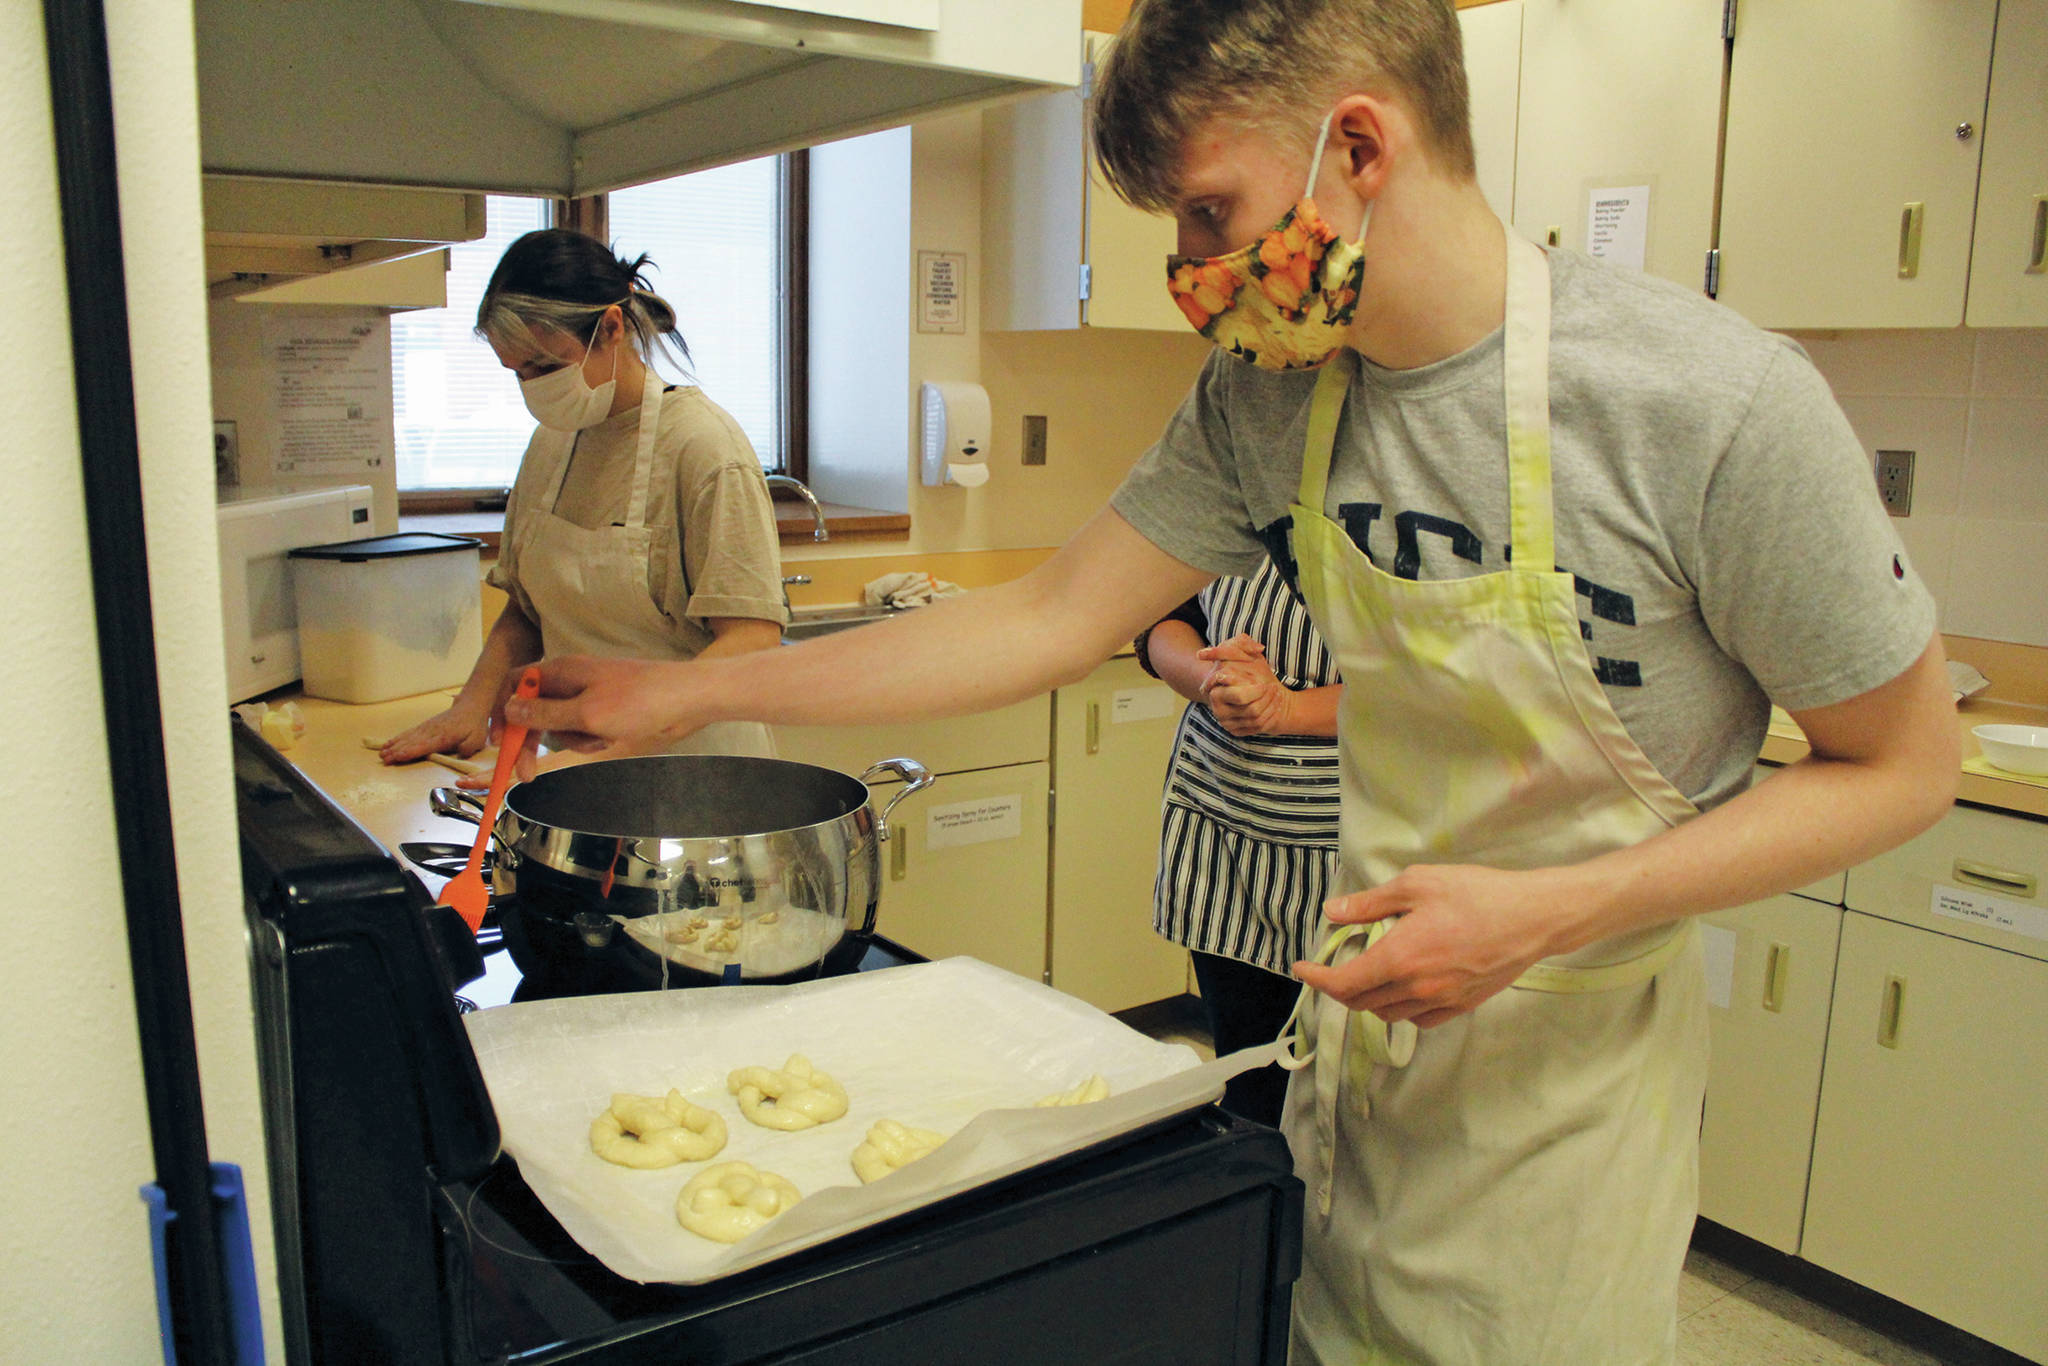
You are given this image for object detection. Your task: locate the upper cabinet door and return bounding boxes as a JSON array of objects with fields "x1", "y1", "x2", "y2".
[
  {"x1": 1458, "y1": 0, "x2": 1523, "y2": 224},
  {"x1": 1966, "y1": 0, "x2": 2048, "y2": 327},
  {"x1": 1080, "y1": 33, "x2": 1185, "y2": 332},
  {"x1": 1717, "y1": 0, "x2": 1997, "y2": 329},
  {"x1": 1509, "y1": 0, "x2": 1723, "y2": 290}
]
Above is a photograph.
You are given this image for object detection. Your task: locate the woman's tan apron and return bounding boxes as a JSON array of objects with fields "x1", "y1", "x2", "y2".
[
  {"x1": 512, "y1": 392, "x2": 773, "y2": 758},
  {"x1": 1281, "y1": 230, "x2": 1709, "y2": 1365}
]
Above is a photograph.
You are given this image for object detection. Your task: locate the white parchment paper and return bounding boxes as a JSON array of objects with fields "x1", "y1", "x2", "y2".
[{"x1": 463, "y1": 956, "x2": 1266, "y2": 1284}]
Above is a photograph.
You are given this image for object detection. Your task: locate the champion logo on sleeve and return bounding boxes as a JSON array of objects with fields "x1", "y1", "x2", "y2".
[{"x1": 1891, "y1": 552, "x2": 1908, "y2": 585}]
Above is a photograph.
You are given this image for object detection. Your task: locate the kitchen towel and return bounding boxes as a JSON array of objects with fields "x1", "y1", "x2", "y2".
[{"x1": 862, "y1": 571, "x2": 966, "y2": 610}]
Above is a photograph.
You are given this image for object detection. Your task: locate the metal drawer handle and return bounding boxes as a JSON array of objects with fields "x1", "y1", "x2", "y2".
[
  {"x1": 2028, "y1": 195, "x2": 2047, "y2": 276},
  {"x1": 1898, "y1": 202, "x2": 1924, "y2": 279},
  {"x1": 1954, "y1": 859, "x2": 2036, "y2": 899},
  {"x1": 1762, "y1": 941, "x2": 1790, "y2": 1013},
  {"x1": 1086, "y1": 701, "x2": 1101, "y2": 755},
  {"x1": 1878, "y1": 973, "x2": 1906, "y2": 1050}
]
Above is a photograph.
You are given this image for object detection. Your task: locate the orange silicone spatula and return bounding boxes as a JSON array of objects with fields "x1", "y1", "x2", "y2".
[{"x1": 437, "y1": 665, "x2": 540, "y2": 934}]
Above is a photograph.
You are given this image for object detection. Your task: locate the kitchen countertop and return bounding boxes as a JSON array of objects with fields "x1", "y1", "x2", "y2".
[
  {"x1": 260, "y1": 686, "x2": 497, "y2": 857},
  {"x1": 1762, "y1": 696, "x2": 2048, "y2": 820},
  {"x1": 275, "y1": 670, "x2": 2048, "y2": 854}
]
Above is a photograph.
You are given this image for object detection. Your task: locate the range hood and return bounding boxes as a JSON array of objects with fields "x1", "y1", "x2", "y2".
[
  {"x1": 194, "y1": 0, "x2": 1081, "y2": 197},
  {"x1": 203, "y1": 176, "x2": 485, "y2": 299}
]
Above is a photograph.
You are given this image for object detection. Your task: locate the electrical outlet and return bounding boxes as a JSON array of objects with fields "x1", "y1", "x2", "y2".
[
  {"x1": 1874, "y1": 448, "x2": 1915, "y2": 516},
  {"x1": 213, "y1": 420, "x2": 240, "y2": 493},
  {"x1": 1022, "y1": 414, "x2": 1048, "y2": 466}
]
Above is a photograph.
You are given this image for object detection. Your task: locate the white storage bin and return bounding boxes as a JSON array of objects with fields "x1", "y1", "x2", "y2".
[{"x1": 290, "y1": 532, "x2": 483, "y2": 703}]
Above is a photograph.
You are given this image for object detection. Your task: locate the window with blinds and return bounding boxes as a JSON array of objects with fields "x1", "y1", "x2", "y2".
[
  {"x1": 391, "y1": 194, "x2": 548, "y2": 492},
  {"x1": 393, "y1": 155, "x2": 789, "y2": 494},
  {"x1": 610, "y1": 155, "x2": 785, "y2": 471}
]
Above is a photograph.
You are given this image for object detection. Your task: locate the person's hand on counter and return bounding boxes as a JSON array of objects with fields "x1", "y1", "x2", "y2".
[
  {"x1": 383, "y1": 595, "x2": 543, "y2": 766},
  {"x1": 380, "y1": 702, "x2": 492, "y2": 765}
]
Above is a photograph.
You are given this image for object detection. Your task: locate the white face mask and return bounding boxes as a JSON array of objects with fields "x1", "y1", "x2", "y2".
[{"x1": 519, "y1": 318, "x2": 617, "y2": 431}]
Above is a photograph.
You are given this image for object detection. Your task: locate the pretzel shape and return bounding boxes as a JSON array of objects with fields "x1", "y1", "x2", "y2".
[
  {"x1": 727, "y1": 1054, "x2": 849, "y2": 1131},
  {"x1": 589, "y1": 1089, "x2": 727, "y2": 1168},
  {"x1": 850, "y1": 1119, "x2": 946, "y2": 1184},
  {"x1": 1034, "y1": 1074, "x2": 1111, "y2": 1108},
  {"x1": 676, "y1": 1161, "x2": 803, "y2": 1243}
]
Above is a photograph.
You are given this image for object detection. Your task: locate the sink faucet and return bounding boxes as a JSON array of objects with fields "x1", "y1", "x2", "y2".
[{"x1": 766, "y1": 474, "x2": 829, "y2": 542}]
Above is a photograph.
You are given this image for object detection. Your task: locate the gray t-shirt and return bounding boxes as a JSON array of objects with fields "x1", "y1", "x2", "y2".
[{"x1": 1112, "y1": 248, "x2": 1934, "y2": 811}]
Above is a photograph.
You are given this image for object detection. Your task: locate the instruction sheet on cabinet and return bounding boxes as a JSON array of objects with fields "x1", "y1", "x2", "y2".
[{"x1": 264, "y1": 310, "x2": 394, "y2": 481}]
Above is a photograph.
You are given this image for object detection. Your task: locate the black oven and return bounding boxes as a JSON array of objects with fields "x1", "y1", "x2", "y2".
[{"x1": 235, "y1": 720, "x2": 1304, "y2": 1363}]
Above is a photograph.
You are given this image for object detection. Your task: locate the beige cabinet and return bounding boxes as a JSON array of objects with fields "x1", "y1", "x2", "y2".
[
  {"x1": 1458, "y1": 0, "x2": 1523, "y2": 224},
  {"x1": 865, "y1": 761, "x2": 1052, "y2": 982},
  {"x1": 1802, "y1": 911, "x2": 2048, "y2": 1362},
  {"x1": 1697, "y1": 892, "x2": 1842, "y2": 1253},
  {"x1": 1048, "y1": 657, "x2": 1190, "y2": 1011},
  {"x1": 1508, "y1": 0, "x2": 1723, "y2": 290},
  {"x1": 1966, "y1": 0, "x2": 2048, "y2": 327},
  {"x1": 981, "y1": 32, "x2": 1183, "y2": 333},
  {"x1": 985, "y1": 19, "x2": 1528, "y2": 331},
  {"x1": 774, "y1": 696, "x2": 1052, "y2": 979},
  {"x1": 1716, "y1": 0, "x2": 2000, "y2": 328}
]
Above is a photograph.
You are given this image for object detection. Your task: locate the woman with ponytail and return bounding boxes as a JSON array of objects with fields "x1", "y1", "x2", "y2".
[{"x1": 381, "y1": 227, "x2": 788, "y2": 765}]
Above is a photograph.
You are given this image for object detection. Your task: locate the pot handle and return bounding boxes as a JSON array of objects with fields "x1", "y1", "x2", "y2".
[
  {"x1": 859, "y1": 757, "x2": 935, "y2": 842},
  {"x1": 429, "y1": 786, "x2": 487, "y2": 827}
]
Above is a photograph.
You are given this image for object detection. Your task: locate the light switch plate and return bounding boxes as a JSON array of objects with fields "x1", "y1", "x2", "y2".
[{"x1": 1875, "y1": 448, "x2": 1914, "y2": 516}]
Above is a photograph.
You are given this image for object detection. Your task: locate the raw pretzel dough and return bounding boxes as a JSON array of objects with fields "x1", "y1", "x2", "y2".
[
  {"x1": 850, "y1": 1119, "x2": 946, "y2": 1184},
  {"x1": 588, "y1": 1089, "x2": 727, "y2": 1168},
  {"x1": 676, "y1": 1161, "x2": 803, "y2": 1243},
  {"x1": 727, "y1": 1054, "x2": 849, "y2": 1131},
  {"x1": 1034, "y1": 1075, "x2": 1111, "y2": 1108}
]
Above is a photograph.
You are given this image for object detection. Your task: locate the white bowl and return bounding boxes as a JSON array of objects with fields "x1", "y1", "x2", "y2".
[{"x1": 1973, "y1": 724, "x2": 2048, "y2": 777}]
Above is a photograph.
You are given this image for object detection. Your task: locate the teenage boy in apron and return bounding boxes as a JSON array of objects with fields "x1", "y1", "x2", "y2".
[{"x1": 510, "y1": 2, "x2": 1959, "y2": 1359}]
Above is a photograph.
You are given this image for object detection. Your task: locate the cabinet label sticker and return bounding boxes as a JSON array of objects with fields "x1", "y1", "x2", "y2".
[
  {"x1": 1112, "y1": 687, "x2": 1178, "y2": 724},
  {"x1": 1930, "y1": 883, "x2": 2048, "y2": 943},
  {"x1": 1699, "y1": 922, "x2": 1737, "y2": 1010},
  {"x1": 1586, "y1": 184, "x2": 1651, "y2": 272},
  {"x1": 926, "y1": 795, "x2": 1024, "y2": 849}
]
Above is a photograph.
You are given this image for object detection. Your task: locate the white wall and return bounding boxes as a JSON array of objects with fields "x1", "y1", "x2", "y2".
[
  {"x1": 208, "y1": 298, "x2": 402, "y2": 531},
  {"x1": 791, "y1": 108, "x2": 1213, "y2": 567},
  {"x1": 1799, "y1": 329, "x2": 2048, "y2": 649},
  {"x1": 4, "y1": 2, "x2": 282, "y2": 1360}
]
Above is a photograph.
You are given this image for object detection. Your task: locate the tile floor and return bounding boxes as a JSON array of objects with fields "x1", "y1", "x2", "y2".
[{"x1": 1677, "y1": 1247, "x2": 1946, "y2": 1366}]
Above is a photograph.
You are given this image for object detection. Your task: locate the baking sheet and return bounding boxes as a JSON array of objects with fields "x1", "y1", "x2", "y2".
[{"x1": 463, "y1": 956, "x2": 1270, "y2": 1284}]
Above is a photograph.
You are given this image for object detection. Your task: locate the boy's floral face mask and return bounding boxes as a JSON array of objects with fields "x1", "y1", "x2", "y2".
[{"x1": 1166, "y1": 110, "x2": 1369, "y2": 372}]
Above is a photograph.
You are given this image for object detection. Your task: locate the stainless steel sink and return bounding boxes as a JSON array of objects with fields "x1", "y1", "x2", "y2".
[{"x1": 781, "y1": 605, "x2": 900, "y2": 642}]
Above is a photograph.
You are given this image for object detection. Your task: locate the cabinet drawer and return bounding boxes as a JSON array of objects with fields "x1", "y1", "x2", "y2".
[
  {"x1": 774, "y1": 694, "x2": 1050, "y2": 778},
  {"x1": 1843, "y1": 804, "x2": 2048, "y2": 963},
  {"x1": 1697, "y1": 894, "x2": 1842, "y2": 1254}
]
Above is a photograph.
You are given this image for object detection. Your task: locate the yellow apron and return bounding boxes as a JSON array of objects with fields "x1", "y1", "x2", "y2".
[
  {"x1": 512, "y1": 392, "x2": 774, "y2": 759},
  {"x1": 1281, "y1": 229, "x2": 1708, "y2": 1365}
]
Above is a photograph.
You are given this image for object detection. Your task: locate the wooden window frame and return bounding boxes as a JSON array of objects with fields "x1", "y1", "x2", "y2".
[{"x1": 398, "y1": 154, "x2": 808, "y2": 514}]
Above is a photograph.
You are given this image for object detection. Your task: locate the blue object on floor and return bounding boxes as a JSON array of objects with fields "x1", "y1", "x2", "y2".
[{"x1": 142, "y1": 1161, "x2": 267, "y2": 1364}]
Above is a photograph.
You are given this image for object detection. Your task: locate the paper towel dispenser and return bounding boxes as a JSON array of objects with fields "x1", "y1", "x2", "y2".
[{"x1": 920, "y1": 381, "x2": 991, "y2": 487}]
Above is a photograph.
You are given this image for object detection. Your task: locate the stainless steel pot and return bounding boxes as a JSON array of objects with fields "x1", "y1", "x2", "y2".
[{"x1": 431, "y1": 754, "x2": 932, "y2": 989}]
